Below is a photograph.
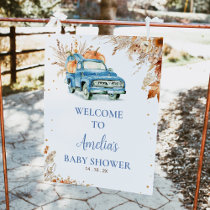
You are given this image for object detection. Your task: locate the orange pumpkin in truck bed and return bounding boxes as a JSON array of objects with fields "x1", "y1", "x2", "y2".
[
  {"x1": 67, "y1": 60, "x2": 77, "y2": 73},
  {"x1": 83, "y1": 47, "x2": 106, "y2": 63}
]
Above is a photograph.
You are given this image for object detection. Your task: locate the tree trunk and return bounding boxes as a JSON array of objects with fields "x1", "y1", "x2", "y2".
[
  {"x1": 98, "y1": 0, "x2": 117, "y2": 35},
  {"x1": 130, "y1": 8, "x2": 210, "y2": 23}
]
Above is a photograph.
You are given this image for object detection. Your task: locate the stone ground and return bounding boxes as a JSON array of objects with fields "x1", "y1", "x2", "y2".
[
  {"x1": 0, "y1": 60, "x2": 209, "y2": 209},
  {"x1": 157, "y1": 86, "x2": 209, "y2": 210}
]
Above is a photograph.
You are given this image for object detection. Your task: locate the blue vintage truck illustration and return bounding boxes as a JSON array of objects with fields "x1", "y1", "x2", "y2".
[{"x1": 65, "y1": 53, "x2": 126, "y2": 100}]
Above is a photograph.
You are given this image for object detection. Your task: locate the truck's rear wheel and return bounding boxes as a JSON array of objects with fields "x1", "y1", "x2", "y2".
[
  {"x1": 68, "y1": 80, "x2": 75, "y2": 93},
  {"x1": 83, "y1": 83, "x2": 92, "y2": 100},
  {"x1": 108, "y1": 94, "x2": 120, "y2": 100}
]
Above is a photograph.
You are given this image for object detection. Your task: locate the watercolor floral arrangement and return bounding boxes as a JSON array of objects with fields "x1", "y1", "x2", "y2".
[
  {"x1": 44, "y1": 144, "x2": 91, "y2": 185},
  {"x1": 102, "y1": 36, "x2": 163, "y2": 101}
]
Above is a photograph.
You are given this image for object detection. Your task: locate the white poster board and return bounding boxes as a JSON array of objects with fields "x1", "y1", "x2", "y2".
[{"x1": 44, "y1": 34, "x2": 163, "y2": 195}]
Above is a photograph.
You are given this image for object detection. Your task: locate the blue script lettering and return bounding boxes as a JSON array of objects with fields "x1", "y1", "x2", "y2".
[{"x1": 76, "y1": 134, "x2": 119, "y2": 152}]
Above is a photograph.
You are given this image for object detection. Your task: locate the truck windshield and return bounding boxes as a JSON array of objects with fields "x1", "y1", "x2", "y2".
[{"x1": 83, "y1": 61, "x2": 106, "y2": 70}]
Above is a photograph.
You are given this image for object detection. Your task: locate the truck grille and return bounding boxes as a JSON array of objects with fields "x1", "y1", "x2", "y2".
[{"x1": 93, "y1": 80, "x2": 124, "y2": 88}]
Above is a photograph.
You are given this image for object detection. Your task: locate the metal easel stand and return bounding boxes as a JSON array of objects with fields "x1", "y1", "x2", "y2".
[
  {"x1": 193, "y1": 75, "x2": 210, "y2": 210},
  {"x1": 0, "y1": 65, "x2": 9, "y2": 210}
]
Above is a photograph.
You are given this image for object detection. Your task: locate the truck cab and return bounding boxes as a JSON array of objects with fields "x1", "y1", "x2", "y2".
[{"x1": 65, "y1": 53, "x2": 126, "y2": 100}]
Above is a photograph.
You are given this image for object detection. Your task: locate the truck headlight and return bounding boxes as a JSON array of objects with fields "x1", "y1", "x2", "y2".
[{"x1": 119, "y1": 81, "x2": 124, "y2": 88}]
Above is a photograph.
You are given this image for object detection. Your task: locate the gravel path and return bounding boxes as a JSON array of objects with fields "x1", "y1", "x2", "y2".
[{"x1": 157, "y1": 86, "x2": 209, "y2": 210}]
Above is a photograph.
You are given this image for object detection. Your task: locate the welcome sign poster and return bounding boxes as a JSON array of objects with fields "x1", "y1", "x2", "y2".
[{"x1": 44, "y1": 34, "x2": 163, "y2": 195}]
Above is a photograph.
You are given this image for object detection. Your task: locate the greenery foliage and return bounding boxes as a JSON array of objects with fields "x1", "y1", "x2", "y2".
[
  {"x1": 0, "y1": 0, "x2": 61, "y2": 18},
  {"x1": 2, "y1": 70, "x2": 44, "y2": 96}
]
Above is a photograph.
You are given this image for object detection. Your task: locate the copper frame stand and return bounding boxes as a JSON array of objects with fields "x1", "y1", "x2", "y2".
[
  {"x1": 0, "y1": 18, "x2": 210, "y2": 210},
  {"x1": 193, "y1": 75, "x2": 210, "y2": 210},
  {"x1": 0, "y1": 65, "x2": 10, "y2": 210}
]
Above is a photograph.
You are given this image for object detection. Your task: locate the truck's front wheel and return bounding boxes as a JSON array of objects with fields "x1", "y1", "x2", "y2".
[
  {"x1": 83, "y1": 83, "x2": 92, "y2": 100},
  {"x1": 108, "y1": 94, "x2": 120, "y2": 100},
  {"x1": 68, "y1": 80, "x2": 75, "y2": 93}
]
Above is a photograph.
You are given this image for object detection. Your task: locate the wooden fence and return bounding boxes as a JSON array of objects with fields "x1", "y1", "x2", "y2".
[{"x1": 0, "y1": 27, "x2": 55, "y2": 84}]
